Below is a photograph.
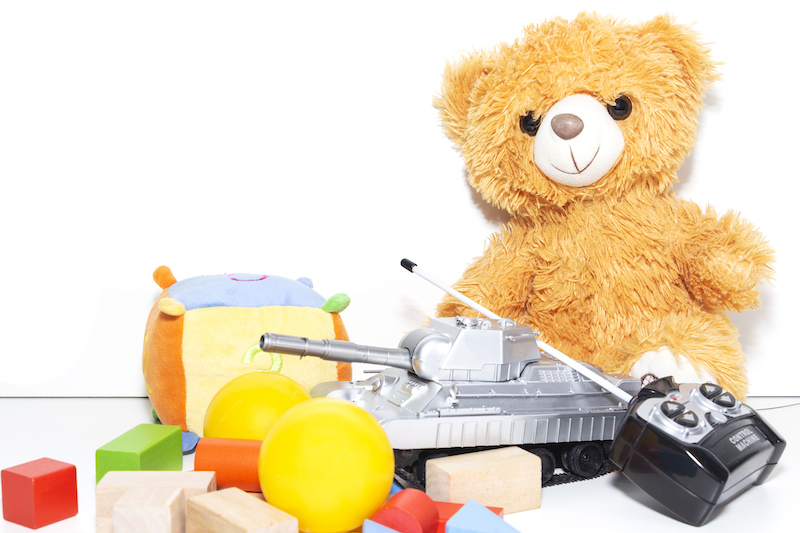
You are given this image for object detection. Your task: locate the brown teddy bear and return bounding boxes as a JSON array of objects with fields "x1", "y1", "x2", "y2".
[{"x1": 434, "y1": 13, "x2": 773, "y2": 399}]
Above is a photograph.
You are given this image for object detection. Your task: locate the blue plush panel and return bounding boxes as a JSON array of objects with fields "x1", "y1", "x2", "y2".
[
  {"x1": 446, "y1": 500, "x2": 520, "y2": 533},
  {"x1": 168, "y1": 273, "x2": 325, "y2": 310}
]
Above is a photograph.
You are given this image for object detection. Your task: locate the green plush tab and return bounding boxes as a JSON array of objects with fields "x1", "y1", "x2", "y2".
[
  {"x1": 95, "y1": 424, "x2": 182, "y2": 483},
  {"x1": 321, "y1": 293, "x2": 351, "y2": 313}
]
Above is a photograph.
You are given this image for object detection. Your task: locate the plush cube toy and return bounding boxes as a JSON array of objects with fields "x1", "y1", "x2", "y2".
[
  {"x1": 143, "y1": 266, "x2": 351, "y2": 437},
  {"x1": 435, "y1": 13, "x2": 774, "y2": 398}
]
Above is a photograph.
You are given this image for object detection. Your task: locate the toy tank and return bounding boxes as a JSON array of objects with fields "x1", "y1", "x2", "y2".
[{"x1": 260, "y1": 314, "x2": 641, "y2": 486}]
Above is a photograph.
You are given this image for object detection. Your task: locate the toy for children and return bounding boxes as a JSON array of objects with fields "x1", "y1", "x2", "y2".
[
  {"x1": 434, "y1": 502, "x2": 503, "y2": 533},
  {"x1": 258, "y1": 398, "x2": 395, "y2": 533},
  {"x1": 364, "y1": 520, "x2": 403, "y2": 533},
  {"x1": 96, "y1": 471, "x2": 216, "y2": 533},
  {"x1": 371, "y1": 489, "x2": 439, "y2": 533},
  {"x1": 1, "y1": 457, "x2": 78, "y2": 529},
  {"x1": 203, "y1": 372, "x2": 310, "y2": 440},
  {"x1": 611, "y1": 377, "x2": 786, "y2": 526},
  {"x1": 425, "y1": 447, "x2": 541, "y2": 513},
  {"x1": 445, "y1": 500, "x2": 520, "y2": 533},
  {"x1": 193, "y1": 437, "x2": 262, "y2": 493},
  {"x1": 260, "y1": 260, "x2": 640, "y2": 487},
  {"x1": 433, "y1": 13, "x2": 774, "y2": 399},
  {"x1": 263, "y1": 261, "x2": 785, "y2": 525},
  {"x1": 143, "y1": 266, "x2": 351, "y2": 438},
  {"x1": 186, "y1": 487, "x2": 298, "y2": 533},
  {"x1": 112, "y1": 486, "x2": 184, "y2": 533},
  {"x1": 95, "y1": 424, "x2": 182, "y2": 483}
]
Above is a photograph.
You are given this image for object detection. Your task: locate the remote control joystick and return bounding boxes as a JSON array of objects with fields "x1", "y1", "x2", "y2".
[{"x1": 610, "y1": 377, "x2": 786, "y2": 526}]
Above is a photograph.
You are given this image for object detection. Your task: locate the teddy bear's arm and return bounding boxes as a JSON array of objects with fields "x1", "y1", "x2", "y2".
[
  {"x1": 436, "y1": 226, "x2": 536, "y2": 320},
  {"x1": 677, "y1": 204, "x2": 774, "y2": 311}
]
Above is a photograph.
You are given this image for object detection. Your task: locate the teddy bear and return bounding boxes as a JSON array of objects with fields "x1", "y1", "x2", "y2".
[{"x1": 434, "y1": 13, "x2": 773, "y2": 399}]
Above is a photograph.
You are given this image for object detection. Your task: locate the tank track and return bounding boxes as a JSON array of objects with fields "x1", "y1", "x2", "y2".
[
  {"x1": 393, "y1": 447, "x2": 617, "y2": 490},
  {"x1": 540, "y1": 457, "x2": 616, "y2": 487}
]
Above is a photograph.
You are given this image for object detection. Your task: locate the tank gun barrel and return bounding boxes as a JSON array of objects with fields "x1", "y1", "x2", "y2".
[{"x1": 260, "y1": 333, "x2": 414, "y2": 371}]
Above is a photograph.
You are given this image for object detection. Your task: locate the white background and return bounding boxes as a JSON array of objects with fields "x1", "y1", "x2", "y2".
[{"x1": 1, "y1": 1, "x2": 797, "y2": 398}]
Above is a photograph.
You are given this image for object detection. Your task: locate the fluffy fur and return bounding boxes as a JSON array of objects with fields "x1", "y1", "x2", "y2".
[{"x1": 434, "y1": 13, "x2": 773, "y2": 398}]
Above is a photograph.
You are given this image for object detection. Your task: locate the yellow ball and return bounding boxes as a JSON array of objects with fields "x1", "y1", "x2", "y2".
[
  {"x1": 203, "y1": 372, "x2": 310, "y2": 440},
  {"x1": 258, "y1": 398, "x2": 394, "y2": 533}
]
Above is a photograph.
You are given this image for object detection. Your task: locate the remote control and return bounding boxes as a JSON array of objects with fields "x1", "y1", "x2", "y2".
[{"x1": 610, "y1": 377, "x2": 786, "y2": 526}]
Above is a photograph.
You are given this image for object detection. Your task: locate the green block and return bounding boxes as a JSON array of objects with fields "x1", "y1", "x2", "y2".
[{"x1": 95, "y1": 424, "x2": 182, "y2": 483}]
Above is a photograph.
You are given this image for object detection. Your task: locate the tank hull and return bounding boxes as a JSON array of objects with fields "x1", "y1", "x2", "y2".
[{"x1": 312, "y1": 357, "x2": 639, "y2": 451}]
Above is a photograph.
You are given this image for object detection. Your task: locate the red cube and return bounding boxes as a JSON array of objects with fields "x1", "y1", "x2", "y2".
[{"x1": 1, "y1": 458, "x2": 78, "y2": 529}]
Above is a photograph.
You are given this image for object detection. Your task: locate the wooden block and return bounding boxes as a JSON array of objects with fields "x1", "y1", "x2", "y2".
[
  {"x1": 193, "y1": 437, "x2": 262, "y2": 492},
  {"x1": 434, "y1": 502, "x2": 503, "y2": 533},
  {"x1": 112, "y1": 486, "x2": 185, "y2": 533},
  {"x1": 445, "y1": 500, "x2": 520, "y2": 533},
  {"x1": 187, "y1": 487, "x2": 298, "y2": 533},
  {"x1": 363, "y1": 519, "x2": 401, "y2": 533},
  {"x1": 96, "y1": 470, "x2": 216, "y2": 533},
  {"x1": 425, "y1": 447, "x2": 541, "y2": 513},
  {"x1": 96, "y1": 424, "x2": 183, "y2": 483},
  {"x1": 371, "y1": 489, "x2": 438, "y2": 533},
  {"x1": 1, "y1": 457, "x2": 78, "y2": 529}
]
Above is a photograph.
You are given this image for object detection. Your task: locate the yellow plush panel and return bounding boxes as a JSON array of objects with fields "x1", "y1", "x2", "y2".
[{"x1": 181, "y1": 306, "x2": 340, "y2": 436}]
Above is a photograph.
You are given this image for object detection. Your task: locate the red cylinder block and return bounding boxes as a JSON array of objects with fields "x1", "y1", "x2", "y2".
[{"x1": 371, "y1": 489, "x2": 439, "y2": 533}]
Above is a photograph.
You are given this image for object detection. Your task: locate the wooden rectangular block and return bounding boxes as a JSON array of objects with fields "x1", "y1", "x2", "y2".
[
  {"x1": 112, "y1": 486, "x2": 185, "y2": 533},
  {"x1": 187, "y1": 487, "x2": 298, "y2": 533},
  {"x1": 425, "y1": 447, "x2": 541, "y2": 513},
  {"x1": 96, "y1": 470, "x2": 216, "y2": 533},
  {"x1": 96, "y1": 424, "x2": 182, "y2": 483}
]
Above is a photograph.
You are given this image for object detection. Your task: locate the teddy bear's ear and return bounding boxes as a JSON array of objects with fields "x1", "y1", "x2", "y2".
[
  {"x1": 637, "y1": 14, "x2": 721, "y2": 94},
  {"x1": 434, "y1": 51, "x2": 491, "y2": 146}
]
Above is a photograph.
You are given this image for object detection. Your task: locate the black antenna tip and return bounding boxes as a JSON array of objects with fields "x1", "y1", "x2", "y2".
[{"x1": 400, "y1": 258, "x2": 416, "y2": 272}]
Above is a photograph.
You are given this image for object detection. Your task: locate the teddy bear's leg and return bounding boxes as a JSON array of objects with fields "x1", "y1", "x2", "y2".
[{"x1": 622, "y1": 311, "x2": 748, "y2": 399}]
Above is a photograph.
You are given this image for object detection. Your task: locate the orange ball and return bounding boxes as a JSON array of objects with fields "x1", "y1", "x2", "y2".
[{"x1": 203, "y1": 372, "x2": 310, "y2": 440}]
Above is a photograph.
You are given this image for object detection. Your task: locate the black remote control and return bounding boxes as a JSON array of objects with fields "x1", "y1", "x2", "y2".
[{"x1": 610, "y1": 377, "x2": 786, "y2": 526}]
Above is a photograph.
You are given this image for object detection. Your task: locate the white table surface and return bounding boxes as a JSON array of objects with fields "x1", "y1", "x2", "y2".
[{"x1": 0, "y1": 396, "x2": 796, "y2": 533}]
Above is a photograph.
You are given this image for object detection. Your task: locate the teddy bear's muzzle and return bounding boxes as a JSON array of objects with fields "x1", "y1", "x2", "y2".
[{"x1": 534, "y1": 94, "x2": 625, "y2": 188}]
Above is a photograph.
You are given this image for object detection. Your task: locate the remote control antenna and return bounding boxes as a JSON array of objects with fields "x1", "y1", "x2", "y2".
[{"x1": 400, "y1": 258, "x2": 633, "y2": 403}]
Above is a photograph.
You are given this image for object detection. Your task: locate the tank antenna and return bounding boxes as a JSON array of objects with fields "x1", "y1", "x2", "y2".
[{"x1": 400, "y1": 258, "x2": 633, "y2": 403}]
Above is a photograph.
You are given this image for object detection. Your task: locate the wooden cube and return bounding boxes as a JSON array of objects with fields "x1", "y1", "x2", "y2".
[
  {"x1": 112, "y1": 486, "x2": 185, "y2": 533},
  {"x1": 96, "y1": 424, "x2": 182, "y2": 483},
  {"x1": 96, "y1": 470, "x2": 216, "y2": 533},
  {"x1": 187, "y1": 487, "x2": 298, "y2": 533},
  {"x1": 1, "y1": 457, "x2": 78, "y2": 529},
  {"x1": 425, "y1": 447, "x2": 541, "y2": 513}
]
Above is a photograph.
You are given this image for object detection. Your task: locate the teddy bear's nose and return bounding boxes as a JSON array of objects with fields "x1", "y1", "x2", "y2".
[{"x1": 551, "y1": 113, "x2": 584, "y2": 140}]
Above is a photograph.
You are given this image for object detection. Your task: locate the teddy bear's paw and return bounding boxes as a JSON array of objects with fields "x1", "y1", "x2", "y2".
[
  {"x1": 629, "y1": 346, "x2": 718, "y2": 386},
  {"x1": 706, "y1": 252, "x2": 765, "y2": 294}
]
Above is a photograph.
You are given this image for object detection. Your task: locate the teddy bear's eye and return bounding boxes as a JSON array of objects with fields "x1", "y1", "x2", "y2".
[
  {"x1": 519, "y1": 112, "x2": 541, "y2": 136},
  {"x1": 607, "y1": 95, "x2": 632, "y2": 120}
]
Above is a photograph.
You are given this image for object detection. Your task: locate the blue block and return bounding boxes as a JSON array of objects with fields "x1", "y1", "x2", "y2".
[
  {"x1": 446, "y1": 500, "x2": 520, "y2": 533},
  {"x1": 389, "y1": 480, "x2": 404, "y2": 495},
  {"x1": 363, "y1": 519, "x2": 401, "y2": 533}
]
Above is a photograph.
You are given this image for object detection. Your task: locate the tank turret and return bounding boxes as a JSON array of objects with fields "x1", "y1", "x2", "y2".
[{"x1": 260, "y1": 316, "x2": 540, "y2": 383}]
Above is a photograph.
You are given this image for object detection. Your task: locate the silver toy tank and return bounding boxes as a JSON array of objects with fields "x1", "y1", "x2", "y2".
[{"x1": 260, "y1": 315, "x2": 641, "y2": 486}]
